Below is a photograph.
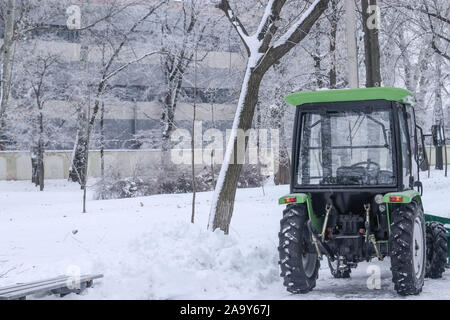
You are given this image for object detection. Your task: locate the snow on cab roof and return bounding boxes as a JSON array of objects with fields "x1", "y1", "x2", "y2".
[{"x1": 285, "y1": 87, "x2": 414, "y2": 106}]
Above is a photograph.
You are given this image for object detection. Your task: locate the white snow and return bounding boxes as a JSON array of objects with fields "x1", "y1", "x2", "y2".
[{"x1": 1, "y1": 171, "x2": 450, "y2": 299}]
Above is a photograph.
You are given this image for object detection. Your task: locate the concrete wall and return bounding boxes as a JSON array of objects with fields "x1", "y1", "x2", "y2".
[{"x1": 0, "y1": 150, "x2": 162, "y2": 180}]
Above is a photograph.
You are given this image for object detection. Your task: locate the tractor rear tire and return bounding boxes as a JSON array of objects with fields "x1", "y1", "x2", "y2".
[
  {"x1": 327, "y1": 257, "x2": 351, "y2": 278},
  {"x1": 425, "y1": 221, "x2": 447, "y2": 279},
  {"x1": 278, "y1": 204, "x2": 320, "y2": 294},
  {"x1": 389, "y1": 201, "x2": 426, "y2": 296}
]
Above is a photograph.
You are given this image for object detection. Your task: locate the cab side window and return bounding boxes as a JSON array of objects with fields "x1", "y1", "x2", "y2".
[
  {"x1": 406, "y1": 108, "x2": 419, "y2": 182},
  {"x1": 398, "y1": 108, "x2": 412, "y2": 188}
]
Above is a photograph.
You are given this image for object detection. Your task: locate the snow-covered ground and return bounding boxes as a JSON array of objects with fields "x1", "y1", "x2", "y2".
[{"x1": 1, "y1": 172, "x2": 450, "y2": 300}]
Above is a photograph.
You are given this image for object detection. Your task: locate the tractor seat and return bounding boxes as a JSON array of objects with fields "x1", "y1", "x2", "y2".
[
  {"x1": 336, "y1": 165, "x2": 381, "y2": 185},
  {"x1": 336, "y1": 166, "x2": 366, "y2": 185},
  {"x1": 377, "y1": 170, "x2": 395, "y2": 184}
]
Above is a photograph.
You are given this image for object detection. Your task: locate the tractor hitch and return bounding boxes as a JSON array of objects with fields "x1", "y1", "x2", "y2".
[{"x1": 307, "y1": 220, "x2": 334, "y2": 260}]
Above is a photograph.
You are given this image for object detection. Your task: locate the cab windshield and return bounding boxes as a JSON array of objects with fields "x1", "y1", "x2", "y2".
[{"x1": 297, "y1": 108, "x2": 396, "y2": 186}]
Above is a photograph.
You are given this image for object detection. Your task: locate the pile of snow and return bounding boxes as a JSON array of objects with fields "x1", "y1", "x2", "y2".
[{"x1": 0, "y1": 170, "x2": 449, "y2": 299}]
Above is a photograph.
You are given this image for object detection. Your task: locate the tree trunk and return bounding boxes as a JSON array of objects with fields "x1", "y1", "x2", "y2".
[
  {"x1": 414, "y1": 44, "x2": 433, "y2": 127},
  {"x1": 313, "y1": 21, "x2": 324, "y2": 88},
  {"x1": 434, "y1": 54, "x2": 444, "y2": 170},
  {"x1": 210, "y1": 93, "x2": 216, "y2": 189},
  {"x1": 274, "y1": 148, "x2": 290, "y2": 185},
  {"x1": 32, "y1": 107, "x2": 45, "y2": 191},
  {"x1": 209, "y1": 69, "x2": 264, "y2": 234},
  {"x1": 38, "y1": 107, "x2": 44, "y2": 191},
  {"x1": 161, "y1": 92, "x2": 176, "y2": 152},
  {"x1": 255, "y1": 103, "x2": 265, "y2": 190},
  {"x1": 31, "y1": 147, "x2": 37, "y2": 184},
  {"x1": 191, "y1": 44, "x2": 198, "y2": 224},
  {"x1": 100, "y1": 102, "x2": 105, "y2": 179},
  {"x1": 433, "y1": 54, "x2": 444, "y2": 126},
  {"x1": 99, "y1": 101, "x2": 106, "y2": 199},
  {"x1": 69, "y1": 114, "x2": 88, "y2": 184},
  {"x1": 397, "y1": 24, "x2": 411, "y2": 90},
  {"x1": 82, "y1": 96, "x2": 92, "y2": 213},
  {"x1": 345, "y1": 0, "x2": 359, "y2": 88},
  {"x1": 273, "y1": 97, "x2": 290, "y2": 185},
  {"x1": 328, "y1": 0, "x2": 338, "y2": 89},
  {"x1": 362, "y1": 0, "x2": 382, "y2": 164},
  {"x1": 361, "y1": 0, "x2": 382, "y2": 87},
  {"x1": 161, "y1": 74, "x2": 183, "y2": 152},
  {"x1": 69, "y1": 35, "x2": 89, "y2": 184},
  {"x1": 0, "y1": 0, "x2": 16, "y2": 130},
  {"x1": 37, "y1": 137, "x2": 44, "y2": 191}
]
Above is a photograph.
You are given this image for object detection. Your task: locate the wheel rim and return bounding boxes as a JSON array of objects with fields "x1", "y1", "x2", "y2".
[
  {"x1": 413, "y1": 217, "x2": 425, "y2": 279},
  {"x1": 302, "y1": 252, "x2": 317, "y2": 278}
]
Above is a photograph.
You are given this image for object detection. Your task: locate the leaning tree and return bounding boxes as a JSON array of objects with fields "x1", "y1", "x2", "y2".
[{"x1": 208, "y1": 0, "x2": 330, "y2": 234}]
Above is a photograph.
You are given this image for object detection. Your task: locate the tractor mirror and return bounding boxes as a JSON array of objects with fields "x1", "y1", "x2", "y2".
[
  {"x1": 414, "y1": 181, "x2": 423, "y2": 196},
  {"x1": 431, "y1": 124, "x2": 446, "y2": 147},
  {"x1": 416, "y1": 125, "x2": 429, "y2": 171}
]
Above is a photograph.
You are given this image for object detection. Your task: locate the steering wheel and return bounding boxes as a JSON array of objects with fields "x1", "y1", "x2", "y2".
[
  {"x1": 350, "y1": 160, "x2": 380, "y2": 172},
  {"x1": 350, "y1": 160, "x2": 380, "y2": 184}
]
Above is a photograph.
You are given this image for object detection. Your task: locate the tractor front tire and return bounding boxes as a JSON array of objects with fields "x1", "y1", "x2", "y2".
[
  {"x1": 278, "y1": 204, "x2": 320, "y2": 294},
  {"x1": 389, "y1": 201, "x2": 426, "y2": 296},
  {"x1": 425, "y1": 221, "x2": 447, "y2": 279}
]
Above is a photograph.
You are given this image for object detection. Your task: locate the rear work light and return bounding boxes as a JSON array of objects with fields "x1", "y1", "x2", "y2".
[
  {"x1": 284, "y1": 197, "x2": 297, "y2": 204},
  {"x1": 389, "y1": 196, "x2": 403, "y2": 202}
]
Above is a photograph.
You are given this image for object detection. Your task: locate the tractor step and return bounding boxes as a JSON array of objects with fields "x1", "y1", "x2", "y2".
[{"x1": 0, "y1": 274, "x2": 103, "y2": 300}]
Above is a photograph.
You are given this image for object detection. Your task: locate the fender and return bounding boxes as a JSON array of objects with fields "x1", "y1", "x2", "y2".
[
  {"x1": 382, "y1": 189, "x2": 422, "y2": 235},
  {"x1": 278, "y1": 193, "x2": 323, "y2": 231},
  {"x1": 382, "y1": 189, "x2": 421, "y2": 204}
]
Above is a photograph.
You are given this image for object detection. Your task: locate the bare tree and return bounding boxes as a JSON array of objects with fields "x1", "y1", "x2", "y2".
[
  {"x1": 0, "y1": 0, "x2": 16, "y2": 130},
  {"x1": 69, "y1": 1, "x2": 166, "y2": 184},
  {"x1": 25, "y1": 55, "x2": 59, "y2": 191},
  {"x1": 191, "y1": 41, "x2": 198, "y2": 224},
  {"x1": 0, "y1": 0, "x2": 74, "y2": 130},
  {"x1": 208, "y1": 0, "x2": 329, "y2": 234},
  {"x1": 158, "y1": 0, "x2": 208, "y2": 152},
  {"x1": 400, "y1": 0, "x2": 449, "y2": 61}
]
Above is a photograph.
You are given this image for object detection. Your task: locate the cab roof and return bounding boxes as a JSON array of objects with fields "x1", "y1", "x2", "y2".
[{"x1": 285, "y1": 87, "x2": 414, "y2": 107}]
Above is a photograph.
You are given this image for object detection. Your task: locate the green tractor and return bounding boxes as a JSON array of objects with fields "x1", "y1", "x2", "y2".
[{"x1": 278, "y1": 87, "x2": 450, "y2": 296}]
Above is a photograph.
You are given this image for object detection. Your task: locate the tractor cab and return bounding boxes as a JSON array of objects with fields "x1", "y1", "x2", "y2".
[
  {"x1": 277, "y1": 88, "x2": 448, "y2": 296},
  {"x1": 289, "y1": 88, "x2": 426, "y2": 217}
]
